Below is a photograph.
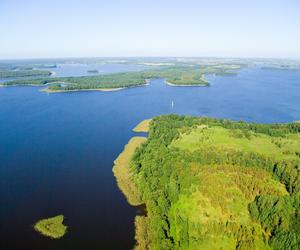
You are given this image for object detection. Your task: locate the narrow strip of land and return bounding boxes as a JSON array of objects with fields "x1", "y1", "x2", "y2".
[
  {"x1": 133, "y1": 119, "x2": 151, "y2": 132},
  {"x1": 112, "y1": 136, "x2": 147, "y2": 206}
]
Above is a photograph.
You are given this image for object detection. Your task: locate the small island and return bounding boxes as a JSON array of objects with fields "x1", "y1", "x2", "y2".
[
  {"x1": 34, "y1": 215, "x2": 67, "y2": 239},
  {"x1": 87, "y1": 69, "x2": 99, "y2": 73},
  {"x1": 261, "y1": 65, "x2": 300, "y2": 71}
]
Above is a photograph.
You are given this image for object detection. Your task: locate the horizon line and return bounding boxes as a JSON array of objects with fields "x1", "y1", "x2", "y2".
[{"x1": 1, "y1": 55, "x2": 300, "y2": 61}]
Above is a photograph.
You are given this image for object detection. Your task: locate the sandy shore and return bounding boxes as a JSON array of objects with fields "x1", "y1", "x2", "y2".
[{"x1": 133, "y1": 119, "x2": 151, "y2": 132}]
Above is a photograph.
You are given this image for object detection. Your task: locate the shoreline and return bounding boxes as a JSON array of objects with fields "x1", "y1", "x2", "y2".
[
  {"x1": 117, "y1": 116, "x2": 299, "y2": 249},
  {"x1": 112, "y1": 136, "x2": 147, "y2": 206},
  {"x1": 0, "y1": 83, "x2": 46, "y2": 87},
  {"x1": 133, "y1": 119, "x2": 151, "y2": 133},
  {"x1": 113, "y1": 120, "x2": 151, "y2": 249},
  {"x1": 1, "y1": 77, "x2": 212, "y2": 93},
  {"x1": 0, "y1": 83, "x2": 131, "y2": 92},
  {"x1": 40, "y1": 81, "x2": 149, "y2": 93},
  {"x1": 164, "y1": 79, "x2": 208, "y2": 87},
  {"x1": 1, "y1": 78, "x2": 211, "y2": 92},
  {"x1": 40, "y1": 87, "x2": 126, "y2": 93}
]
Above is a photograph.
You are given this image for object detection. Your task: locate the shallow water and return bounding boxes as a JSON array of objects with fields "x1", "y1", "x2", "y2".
[{"x1": 0, "y1": 66, "x2": 300, "y2": 249}]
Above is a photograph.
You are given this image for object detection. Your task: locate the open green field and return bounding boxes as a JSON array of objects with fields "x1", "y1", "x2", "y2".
[
  {"x1": 34, "y1": 215, "x2": 67, "y2": 239},
  {"x1": 121, "y1": 115, "x2": 300, "y2": 250},
  {"x1": 172, "y1": 125, "x2": 300, "y2": 161}
]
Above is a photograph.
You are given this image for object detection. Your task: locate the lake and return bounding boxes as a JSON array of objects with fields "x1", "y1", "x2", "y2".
[
  {"x1": 1, "y1": 65, "x2": 300, "y2": 249},
  {"x1": 0, "y1": 63, "x2": 149, "y2": 83}
]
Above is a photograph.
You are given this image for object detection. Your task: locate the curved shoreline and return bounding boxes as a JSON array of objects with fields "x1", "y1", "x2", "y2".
[
  {"x1": 1, "y1": 77, "x2": 210, "y2": 93},
  {"x1": 40, "y1": 87, "x2": 126, "y2": 93},
  {"x1": 41, "y1": 81, "x2": 150, "y2": 93},
  {"x1": 112, "y1": 136, "x2": 147, "y2": 206},
  {"x1": 113, "y1": 121, "x2": 151, "y2": 249}
]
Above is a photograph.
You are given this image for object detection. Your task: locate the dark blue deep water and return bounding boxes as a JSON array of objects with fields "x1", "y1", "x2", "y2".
[{"x1": 0, "y1": 66, "x2": 300, "y2": 249}]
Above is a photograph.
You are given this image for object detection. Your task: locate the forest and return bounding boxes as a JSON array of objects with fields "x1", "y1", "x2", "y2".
[
  {"x1": 1, "y1": 64, "x2": 243, "y2": 91},
  {"x1": 0, "y1": 69, "x2": 51, "y2": 78},
  {"x1": 120, "y1": 115, "x2": 299, "y2": 250}
]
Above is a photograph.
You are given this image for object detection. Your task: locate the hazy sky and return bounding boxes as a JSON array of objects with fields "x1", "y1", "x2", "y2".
[{"x1": 0, "y1": 0, "x2": 299, "y2": 59}]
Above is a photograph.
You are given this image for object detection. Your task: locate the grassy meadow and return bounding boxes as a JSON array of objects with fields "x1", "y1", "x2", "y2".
[{"x1": 172, "y1": 126, "x2": 300, "y2": 161}]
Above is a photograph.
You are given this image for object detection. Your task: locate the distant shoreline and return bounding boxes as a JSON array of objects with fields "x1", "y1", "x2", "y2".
[
  {"x1": 0, "y1": 81, "x2": 149, "y2": 93},
  {"x1": 164, "y1": 80, "x2": 208, "y2": 87},
  {"x1": 40, "y1": 87, "x2": 125, "y2": 93},
  {"x1": 41, "y1": 82, "x2": 149, "y2": 93},
  {"x1": 1, "y1": 78, "x2": 210, "y2": 92},
  {"x1": 0, "y1": 83, "x2": 43, "y2": 87}
]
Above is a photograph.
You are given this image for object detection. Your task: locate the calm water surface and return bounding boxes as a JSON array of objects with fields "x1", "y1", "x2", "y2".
[
  {"x1": 49, "y1": 63, "x2": 149, "y2": 77},
  {"x1": 0, "y1": 66, "x2": 300, "y2": 249},
  {"x1": 0, "y1": 63, "x2": 148, "y2": 83}
]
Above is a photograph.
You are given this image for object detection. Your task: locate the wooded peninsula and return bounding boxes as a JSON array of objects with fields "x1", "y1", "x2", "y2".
[
  {"x1": 114, "y1": 115, "x2": 300, "y2": 250},
  {"x1": 1, "y1": 64, "x2": 243, "y2": 92}
]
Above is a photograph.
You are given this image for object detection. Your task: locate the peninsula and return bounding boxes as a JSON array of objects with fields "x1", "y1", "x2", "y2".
[
  {"x1": 114, "y1": 115, "x2": 300, "y2": 250},
  {"x1": 1, "y1": 64, "x2": 244, "y2": 92}
]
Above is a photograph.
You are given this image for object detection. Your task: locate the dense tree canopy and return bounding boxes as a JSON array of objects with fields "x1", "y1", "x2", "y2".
[{"x1": 2, "y1": 64, "x2": 244, "y2": 91}]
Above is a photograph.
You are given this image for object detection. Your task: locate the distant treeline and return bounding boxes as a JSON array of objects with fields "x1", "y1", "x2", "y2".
[
  {"x1": 0, "y1": 70, "x2": 51, "y2": 78},
  {"x1": 2, "y1": 64, "x2": 244, "y2": 91}
]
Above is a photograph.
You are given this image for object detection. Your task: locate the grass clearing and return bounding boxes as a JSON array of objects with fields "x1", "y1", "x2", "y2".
[{"x1": 172, "y1": 126, "x2": 300, "y2": 161}]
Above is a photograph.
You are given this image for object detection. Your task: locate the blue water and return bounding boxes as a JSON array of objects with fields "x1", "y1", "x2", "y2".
[
  {"x1": 0, "y1": 66, "x2": 300, "y2": 250},
  {"x1": 0, "y1": 63, "x2": 148, "y2": 83},
  {"x1": 48, "y1": 63, "x2": 149, "y2": 77}
]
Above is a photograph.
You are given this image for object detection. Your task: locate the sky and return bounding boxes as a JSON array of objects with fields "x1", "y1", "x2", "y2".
[{"x1": 0, "y1": 0, "x2": 299, "y2": 59}]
